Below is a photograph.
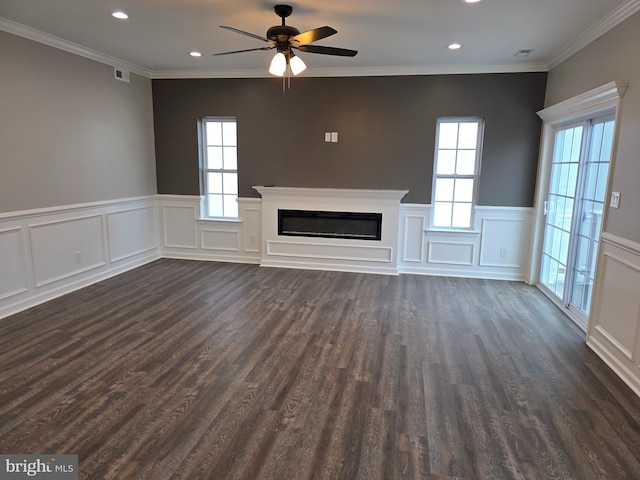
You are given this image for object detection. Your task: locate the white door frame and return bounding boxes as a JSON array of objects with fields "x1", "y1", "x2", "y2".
[{"x1": 528, "y1": 82, "x2": 628, "y2": 328}]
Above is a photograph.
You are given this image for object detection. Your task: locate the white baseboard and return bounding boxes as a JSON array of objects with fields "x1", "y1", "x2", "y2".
[{"x1": 260, "y1": 258, "x2": 399, "y2": 276}]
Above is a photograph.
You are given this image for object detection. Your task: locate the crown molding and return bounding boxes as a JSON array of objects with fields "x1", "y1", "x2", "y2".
[
  {"x1": 548, "y1": 0, "x2": 640, "y2": 69},
  {"x1": 537, "y1": 81, "x2": 629, "y2": 123},
  {"x1": 5, "y1": 0, "x2": 638, "y2": 81},
  {"x1": 0, "y1": 16, "x2": 152, "y2": 78},
  {"x1": 151, "y1": 62, "x2": 549, "y2": 79}
]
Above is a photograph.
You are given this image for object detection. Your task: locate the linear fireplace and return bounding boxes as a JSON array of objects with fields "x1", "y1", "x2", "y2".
[
  {"x1": 278, "y1": 209, "x2": 382, "y2": 241},
  {"x1": 253, "y1": 186, "x2": 408, "y2": 275}
]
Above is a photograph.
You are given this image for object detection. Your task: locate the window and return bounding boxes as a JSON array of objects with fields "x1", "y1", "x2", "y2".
[
  {"x1": 201, "y1": 117, "x2": 238, "y2": 218},
  {"x1": 431, "y1": 118, "x2": 484, "y2": 228}
]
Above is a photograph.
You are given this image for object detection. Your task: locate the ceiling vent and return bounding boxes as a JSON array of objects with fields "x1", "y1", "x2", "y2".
[
  {"x1": 114, "y1": 67, "x2": 130, "y2": 83},
  {"x1": 514, "y1": 49, "x2": 533, "y2": 57}
]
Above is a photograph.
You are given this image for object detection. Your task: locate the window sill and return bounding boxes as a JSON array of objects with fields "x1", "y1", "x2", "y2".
[
  {"x1": 425, "y1": 228, "x2": 480, "y2": 235},
  {"x1": 197, "y1": 216, "x2": 242, "y2": 223}
]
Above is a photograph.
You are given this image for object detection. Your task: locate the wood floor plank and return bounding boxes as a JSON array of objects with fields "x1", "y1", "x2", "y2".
[{"x1": 2, "y1": 259, "x2": 640, "y2": 479}]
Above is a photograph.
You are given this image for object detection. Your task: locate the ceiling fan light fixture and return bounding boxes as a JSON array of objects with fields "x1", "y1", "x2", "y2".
[
  {"x1": 289, "y1": 54, "x2": 307, "y2": 75},
  {"x1": 269, "y1": 52, "x2": 287, "y2": 76}
]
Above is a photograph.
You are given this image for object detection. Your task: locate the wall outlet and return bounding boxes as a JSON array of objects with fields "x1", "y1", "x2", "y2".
[
  {"x1": 500, "y1": 248, "x2": 509, "y2": 258},
  {"x1": 250, "y1": 234, "x2": 257, "y2": 246},
  {"x1": 324, "y1": 132, "x2": 331, "y2": 142},
  {"x1": 75, "y1": 250, "x2": 83, "y2": 264}
]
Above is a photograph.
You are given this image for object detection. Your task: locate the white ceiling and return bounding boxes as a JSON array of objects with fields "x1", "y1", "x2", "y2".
[{"x1": 1, "y1": 0, "x2": 639, "y2": 78}]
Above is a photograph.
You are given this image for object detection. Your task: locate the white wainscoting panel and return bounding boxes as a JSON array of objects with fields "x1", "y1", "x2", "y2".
[
  {"x1": 0, "y1": 197, "x2": 160, "y2": 320},
  {"x1": 107, "y1": 206, "x2": 158, "y2": 262},
  {"x1": 587, "y1": 233, "x2": 640, "y2": 396},
  {"x1": 162, "y1": 204, "x2": 198, "y2": 249},
  {"x1": 158, "y1": 195, "x2": 262, "y2": 264},
  {"x1": 402, "y1": 213, "x2": 425, "y2": 263},
  {"x1": 29, "y1": 214, "x2": 106, "y2": 287},
  {"x1": 427, "y1": 240, "x2": 475, "y2": 266},
  {"x1": 202, "y1": 229, "x2": 239, "y2": 251},
  {"x1": 480, "y1": 217, "x2": 529, "y2": 268},
  {"x1": 0, "y1": 227, "x2": 28, "y2": 300},
  {"x1": 399, "y1": 204, "x2": 533, "y2": 281},
  {"x1": 242, "y1": 203, "x2": 261, "y2": 254},
  {"x1": 266, "y1": 241, "x2": 392, "y2": 263}
]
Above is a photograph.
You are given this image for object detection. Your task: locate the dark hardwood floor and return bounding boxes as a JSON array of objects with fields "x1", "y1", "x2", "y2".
[{"x1": 1, "y1": 259, "x2": 640, "y2": 479}]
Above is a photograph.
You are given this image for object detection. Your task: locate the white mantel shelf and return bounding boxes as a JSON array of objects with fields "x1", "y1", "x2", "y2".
[
  {"x1": 253, "y1": 186, "x2": 408, "y2": 201},
  {"x1": 253, "y1": 186, "x2": 408, "y2": 275}
]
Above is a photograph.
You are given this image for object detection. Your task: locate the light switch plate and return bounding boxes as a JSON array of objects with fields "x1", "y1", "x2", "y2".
[{"x1": 610, "y1": 191, "x2": 621, "y2": 209}]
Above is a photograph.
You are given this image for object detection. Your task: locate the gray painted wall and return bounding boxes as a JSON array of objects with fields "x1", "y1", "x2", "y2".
[
  {"x1": 0, "y1": 32, "x2": 157, "y2": 214},
  {"x1": 546, "y1": 11, "x2": 640, "y2": 243},
  {"x1": 153, "y1": 73, "x2": 546, "y2": 206}
]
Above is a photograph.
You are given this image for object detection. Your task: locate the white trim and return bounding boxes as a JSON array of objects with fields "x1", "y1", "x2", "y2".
[
  {"x1": 0, "y1": 17, "x2": 152, "y2": 78},
  {"x1": 5, "y1": 0, "x2": 640, "y2": 80},
  {"x1": 253, "y1": 186, "x2": 408, "y2": 201},
  {"x1": 0, "y1": 197, "x2": 161, "y2": 320},
  {"x1": 0, "y1": 195, "x2": 158, "y2": 221},
  {"x1": 601, "y1": 232, "x2": 640, "y2": 256},
  {"x1": 427, "y1": 241, "x2": 475, "y2": 266},
  {"x1": 537, "y1": 81, "x2": 629, "y2": 123},
  {"x1": 528, "y1": 81, "x2": 627, "y2": 285},
  {"x1": 548, "y1": 0, "x2": 640, "y2": 69},
  {"x1": 151, "y1": 62, "x2": 550, "y2": 79},
  {"x1": 587, "y1": 335, "x2": 640, "y2": 398}
]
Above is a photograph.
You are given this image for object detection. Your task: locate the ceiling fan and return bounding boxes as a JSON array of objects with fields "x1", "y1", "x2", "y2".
[{"x1": 213, "y1": 4, "x2": 358, "y2": 77}]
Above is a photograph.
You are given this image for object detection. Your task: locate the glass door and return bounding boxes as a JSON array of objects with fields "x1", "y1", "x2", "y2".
[
  {"x1": 540, "y1": 124, "x2": 583, "y2": 300},
  {"x1": 568, "y1": 119, "x2": 614, "y2": 320},
  {"x1": 539, "y1": 116, "x2": 615, "y2": 328}
]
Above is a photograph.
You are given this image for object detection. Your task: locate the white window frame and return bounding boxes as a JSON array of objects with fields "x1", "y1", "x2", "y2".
[
  {"x1": 200, "y1": 116, "x2": 239, "y2": 219},
  {"x1": 431, "y1": 117, "x2": 484, "y2": 230}
]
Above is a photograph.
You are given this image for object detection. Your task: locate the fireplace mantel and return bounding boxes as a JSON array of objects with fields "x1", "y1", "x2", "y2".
[
  {"x1": 253, "y1": 186, "x2": 408, "y2": 202},
  {"x1": 253, "y1": 186, "x2": 408, "y2": 275}
]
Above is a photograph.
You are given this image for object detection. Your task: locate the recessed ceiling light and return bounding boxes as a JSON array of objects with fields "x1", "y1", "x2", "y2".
[
  {"x1": 112, "y1": 11, "x2": 128, "y2": 20},
  {"x1": 189, "y1": 51, "x2": 202, "y2": 57},
  {"x1": 448, "y1": 43, "x2": 462, "y2": 50},
  {"x1": 464, "y1": 0, "x2": 482, "y2": 3}
]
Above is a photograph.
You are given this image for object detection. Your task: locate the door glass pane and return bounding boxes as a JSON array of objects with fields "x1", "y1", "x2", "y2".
[
  {"x1": 540, "y1": 124, "x2": 583, "y2": 298},
  {"x1": 568, "y1": 119, "x2": 615, "y2": 316}
]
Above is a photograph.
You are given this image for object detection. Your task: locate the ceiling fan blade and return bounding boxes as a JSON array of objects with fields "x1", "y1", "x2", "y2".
[
  {"x1": 220, "y1": 26, "x2": 273, "y2": 44},
  {"x1": 290, "y1": 26, "x2": 337, "y2": 46},
  {"x1": 212, "y1": 46, "x2": 275, "y2": 56},
  {"x1": 296, "y1": 45, "x2": 358, "y2": 57}
]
